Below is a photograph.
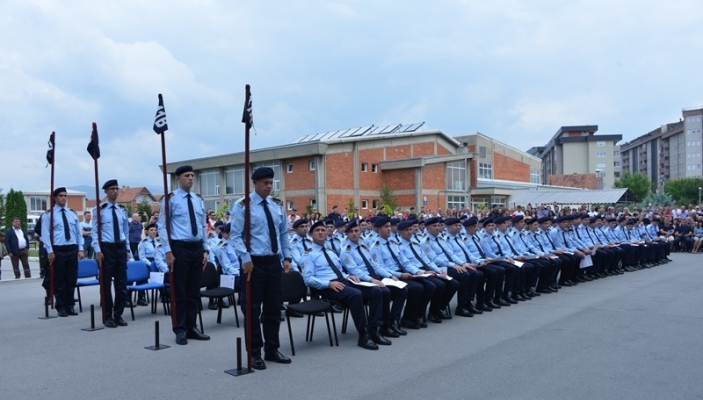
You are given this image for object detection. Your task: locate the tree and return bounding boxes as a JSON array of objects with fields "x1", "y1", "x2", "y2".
[
  {"x1": 346, "y1": 198, "x2": 358, "y2": 219},
  {"x1": 0, "y1": 188, "x2": 5, "y2": 230},
  {"x1": 640, "y1": 192, "x2": 676, "y2": 208},
  {"x1": 5, "y1": 189, "x2": 28, "y2": 231},
  {"x1": 136, "y1": 197, "x2": 153, "y2": 219},
  {"x1": 379, "y1": 185, "x2": 398, "y2": 211},
  {"x1": 662, "y1": 177, "x2": 703, "y2": 205},
  {"x1": 613, "y1": 172, "x2": 651, "y2": 201}
]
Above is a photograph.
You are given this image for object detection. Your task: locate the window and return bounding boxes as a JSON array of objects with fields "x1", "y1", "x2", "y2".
[
  {"x1": 372, "y1": 164, "x2": 378, "y2": 173},
  {"x1": 446, "y1": 195, "x2": 465, "y2": 210},
  {"x1": 446, "y1": 161, "x2": 466, "y2": 191},
  {"x1": 596, "y1": 171, "x2": 606, "y2": 178},
  {"x1": 490, "y1": 197, "x2": 506, "y2": 207},
  {"x1": 204, "y1": 200, "x2": 219, "y2": 212},
  {"x1": 287, "y1": 164, "x2": 293, "y2": 173},
  {"x1": 199, "y1": 170, "x2": 219, "y2": 196},
  {"x1": 479, "y1": 162, "x2": 493, "y2": 179},
  {"x1": 614, "y1": 150, "x2": 620, "y2": 157},
  {"x1": 309, "y1": 160, "x2": 316, "y2": 170},
  {"x1": 614, "y1": 171, "x2": 621, "y2": 178},
  {"x1": 614, "y1": 161, "x2": 621, "y2": 167},
  {"x1": 309, "y1": 199, "x2": 317, "y2": 208},
  {"x1": 597, "y1": 152, "x2": 606, "y2": 158},
  {"x1": 530, "y1": 169, "x2": 540, "y2": 184},
  {"x1": 225, "y1": 167, "x2": 245, "y2": 194},
  {"x1": 596, "y1": 162, "x2": 606, "y2": 168},
  {"x1": 29, "y1": 196, "x2": 48, "y2": 212},
  {"x1": 254, "y1": 161, "x2": 281, "y2": 191},
  {"x1": 596, "y1": 141, "x2": 606, "y2": 147},
  {"x1": 479, "y1": 146, "x2": 487, "y2": 158},
  {"x1": 361, "y1": 200, "x2": 368, "y2": 209},
  {"x1": 287, "y1": 201, "x2": 294, "y2": 210},
  {"x1": 372, "y1": 200, "x2": 379, "y2": 209},
  {"x1": 361, "y1": 162, "x2": 368, "y2": 172}
]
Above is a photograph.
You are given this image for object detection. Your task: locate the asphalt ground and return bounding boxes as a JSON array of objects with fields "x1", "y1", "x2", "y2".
[{"x1": 0, "y1": 254, "x2": 702, "y2": 400}]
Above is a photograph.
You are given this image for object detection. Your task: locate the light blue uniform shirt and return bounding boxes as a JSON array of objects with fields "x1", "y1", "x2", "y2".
[
  {"x1": 231, "y1": 191, "x2": 291, "y2": 264},
  {"x1": 215, "y1": 239, "x2": 240, "y2": 277},
  {"x1": 402, "y1": 237, "x2": 443, "y2": 273},
  {"x1": 138, "y1": 237, "x2": 168, "y2": 273},
  {"x1": 41, "y1": 206, "x2": 82, "y2": 254},
  {"x1": 289, "y1": 234, "x2": 312, "y2": 272},
  {"x1": 369, "y1": 236, "x2": 417, "y2": 277},
  {"x1": 550, "y1": 227, "x2": 577, "y2": 252},
  {"x1": 302, "y1": 243, "x2": 349, "y2": 290},
  {"x1": 338, "y1": 240, "x2": 375, "y2": 282},
  {"x1": 446, "y1": 232, "x2": 476, "y2": 263},
  {"x1": 425, "y1": 232, "x2": 460, "y2": 269},
  {"x1": 91, "y1": 201, "x2": 130, "y2": 254},
  {"x1": 157, "y1": 188, "x2": 209, "y2": 254}
]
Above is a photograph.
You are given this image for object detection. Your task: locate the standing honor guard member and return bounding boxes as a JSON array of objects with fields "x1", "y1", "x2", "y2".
[
  {"x1": 92, "y1": 179, "x2": 131, "y2": 327},
  {"x1": 158, "y1": 165, "x2": 211, "y2": 345},
  {"x1": 41, "y1": 187, "x2": 84, "y2": 317},
  {"x1": 231, "y1": 167, "x2": 292, "y2": 370}
]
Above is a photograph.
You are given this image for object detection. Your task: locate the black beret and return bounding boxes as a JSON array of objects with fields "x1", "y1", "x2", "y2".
[
  {"x1": 463, "y1": 218, "x2": 478, "y2": 227},
  {"x1": 642, "y1": 218, "x2": 651, "y2": 224},
  {"x1": 407, "y1": 214, "x2": 418, "y2": 221},
  {"x1": 397, "y1": 221, "x2": 413, "y2": 231},
  {"x1": 554, "y1": 216, "x2": 565, "y2": 223},
  {"x1": 220, "y1": 223, "x2": 231, "y2": 234},
  {"x1": 390, "y1": 218, "x2": 400, "y2": 226},
  {"x1": 214, "y1": 220, "x2": 224, "y2": 228},
  {"x1": 618, "y1": 216, "x2": 627, "y2": 222},
  {"x1": 653, "y1": 217, "x2": 661, "y2": 223},
  {"x1": 482, "y1": 218, "x2": 494, "y2": 227},
  {"x1": 606, "y1": 217, "x2": 617, "y2": 223},
  {"x1": 367, "y1": 216, "x2": 377, "y2": 225},
  {"x1": 309, "y1": 220, "x2": 326, "y2": 234},
  {"x1": 491, "y1": 204, "x2": 499, "y2": 208},
  {"x1": 324, "y1": 218, "x2": 335, "y2": 226},
  {"x1": 494, "y1": 216, "x2": 511, "y2": 224},
  {"x1": 580, "y1": 214, "x2": 590, "y2": 220},
  {"x1": 345, "y1": 219, "x2": 360, "y2": 233},
  {"x1": 524, "y1": 217, "x2": 537, "y2": 225},
  {"x1": 373, "y1": 216, "x2": 391, "y2": 228},
  {"x1": 334, "y1": 219, "x2": 347, "y2": 228},
  {"x1": 424, "y1": 217, "x2": 440, "y2": 226},
  {"x1": 52, "y1": 187, "x2": 67, "y2": 197},
  {"x1": 251, "y1": 167, "x2": 274, "y2": 180},
  {"x1": 478, "y1": 217, "x2": 488, "y2": 224},
  {"x1": 589, "y1": 217, "x2": 598, "y2": 224},
  {"x1": 175, "y1": 165, "x2": 193, "y2": 176},
  {"x1": 410, "y1": 218, "x2": 420, "y2": 225},
  {"x1": 145, "y1": 223, "x2": 157, "y2": 230},
  {"x1": 626, "y1": 219, "x2": 634, "y2": 225},
  {"x1": 443, "y1": 217, "x2": 461, "y2": 225},
  {"x1": 102, "y1": 179, "x2": 118, "y2": 190},
  {"x1": 292, "y1": 218, "x2": 308, "y2": 229},
  {"x1": 459, "y1": 214, "x2": 468, "y2": 220},
  {"x1": 511, "y1": 215, "x2": 524, "y2": 223},
  {"x1": 537, "y1": 217, "x2": 551, "y2": 224}
]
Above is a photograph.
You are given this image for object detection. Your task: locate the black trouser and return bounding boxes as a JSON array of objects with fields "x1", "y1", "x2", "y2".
[
  {"x1": 536, "y1": 257, "x2": 561, "y2": 289},
  {"x1": 318, "y1": 281, "x2": 383, "y2": 335},
  {"x1": 101, "y1": 243, "x2": 128, "y2": 319},
  {"x1": 240, "y1": 255, "x2": 282, "y2": 357},
  {"x1": 51, "y1": 245, "x2": 78, "y2": 311},
  {"x1": 425, "y1": 276, "x2": 458, "y2": 314},
  {"x1": 557, "y1": 253, "x2": 579, "y2": 284},
  {"x1": 411, "y1": 277, "x2": 436, "y2": 318},
  {"x1": 526, "y1": 258, "x2": 550, "y2": 288},
  {"x1": 448, "y1": 268, "x2": 482, "y2": 308},
  {"x1": 382, "y1": 286, "x2": 408, "y2": 327},
  {"x1": 477, "y1": 264, "x2": 504, "y2": 302},
  {"x1": 171, "y1": 242, "x2": 205, "y2": 335},
  {"x1": 517, "y1": 261, "x2": 538, "y2": 293},
  {"x1": 129, "y1": 242, "x2": 140, "y2": 261},
  {"x1": 398, "y1": 279, "x2": 424, "y2": 320},
  {"x1": 618, "y1": 244, "x2": 635, "y2": 267}
]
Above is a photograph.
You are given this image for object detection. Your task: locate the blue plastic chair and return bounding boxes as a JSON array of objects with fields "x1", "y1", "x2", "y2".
[
  {"x1": 75, "y1": 259, "x2": 100, "y2": 312},
  {"x1": 126, "y1": 261, "x2": 165, "y2": 321}
]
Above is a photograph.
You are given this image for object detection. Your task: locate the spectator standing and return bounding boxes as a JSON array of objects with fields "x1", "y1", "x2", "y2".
[
  {"x1": 128, "y1": 213, "x2": 143, "y2": 260},
  {"x1": 5, "y1": 217, "x2": 32, "y2": 279},
  {"x1": 81, "y1": 211, "x2": 94, "y2": 259},
  {"x1": 0, "y1": 232, "x2": 7, "y2": 280}
]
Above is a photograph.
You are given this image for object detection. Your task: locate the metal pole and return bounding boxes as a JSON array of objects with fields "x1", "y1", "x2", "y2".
[
  {"x1": 91, "y1": 123, "x2": 105, "y2": 324},
  {"x1": 243, "y1": 84, "x2": 253, "y2": 372}
]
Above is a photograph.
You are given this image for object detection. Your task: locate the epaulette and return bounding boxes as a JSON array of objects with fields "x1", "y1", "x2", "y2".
[
  {"x1": 373, "y1": 241, "x2": 380, "y2": 247},
  {"x1": 291, "y1": 237, "x2": 298, "y2": 242},
  {"x1": 305, "y1": 248, "x2": 313, "y2": 254},
  {"x1": 100, "y1": 203, "x2": 108, "y2": 209},
  {"x1": 390, "y1": 240, "x2": 400, "y2": 246},
  {"x1": 141, "y1": 238, "x2": 148, "y2": 242},
  {"x1": 344, "y1": 245, "x2": 351, "y2": 251},
  {"x1": 360, "y1": 244, "x2": 369, "y2": 251},
  {"x1": 219, "y1": 242, "x2": 228, "y2": 247},
  {"x1": 193, "y1": 192, "x2": 203, "y2": 199},
  {"x1": 118, "y1": 204, "x2": 126, "y2": 209},
  {"x1": 271, "y1": 197, "x2": 282, "y2": 205}
]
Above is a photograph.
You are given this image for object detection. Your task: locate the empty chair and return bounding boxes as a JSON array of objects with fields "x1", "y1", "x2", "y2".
[
  {"x1": 75, "y1": 259, "x2": 100, "y2": 312},
  {"x1": 197, "y1": 263, "x2": 238, "y2": 333},
  {"x1": 126, "y1": 260, "x2": 165, "y2": 321}
]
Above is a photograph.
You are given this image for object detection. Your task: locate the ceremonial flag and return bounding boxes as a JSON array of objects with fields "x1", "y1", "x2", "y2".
[
  {"x1": 153, "y1": 94, "x2": 169, "y2": 134},
  {"x1": 46, "y1": 132, "x2": 55, "y2": 165},
  {"x1": 87, "y1": 129, "x2": 100, "y2": 160},
  {"x1": 242, "y1": 90, "x2": 252, "y2": 129}
]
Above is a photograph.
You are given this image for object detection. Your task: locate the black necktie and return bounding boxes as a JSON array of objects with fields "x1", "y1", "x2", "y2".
[
  {"x1": 321, "y1": 248, "x2": 344, "y2": 281},
  {"x1": 472, "y1": 236, "x2": 487, "y2": 258},
  {"x1": 518, "y1": 234, "x2": 532, "y2": 252},
  {"x1": 562, "y1": 231, "x2": 570, "y2": 248},
  {"x1": 492, "y1": 236, "x2": 504, "y2": 256},
  {"x1": 503, "y1": 234, "x2": 518, "y2": 255},
  {"x1": 385, "y1": 242, "x2": 402, "y2": 268},
  {"x1": 545, "y1": 231, "x2": 557, "y2": 249},
  {"x1": 261, "y1": 200, "x2": 279, "y2": 254},
  {"x1": 435, "y1": 238, "x2": 456, "y2": 263},
  {"x1": 454, "y1": 237, "x2": 471, "y2": 262},
  {"x1": 408, "y1": 242, "x2": 431, "y2": 270},
  {"x1": 586, "y1": 228, "x2": 598, "y2": 244},
  {"x1": 357, "y1": 246, "x2": 379, "y2": 279},
  {"x1": 61, "y1": 208, "x2": 70, "y2": 240},
  {"x1": 186, "y1": 193, "x2": 198, "y2": 237},
  {"x1": 329, "y1": 237, "x2": 338, "y2": 254},
  {"x1": 532, "y1": 234, "x2": 545, "y2": 252},
  {"x1": 301, "y1": 237, "x2": 309, "y2": 251},
  {"x1": 574, "y1": 227, "x2": 582, "y2": 240},
  {"x1": 112, "y1": 205, "x2": 121, "y2": 242}
]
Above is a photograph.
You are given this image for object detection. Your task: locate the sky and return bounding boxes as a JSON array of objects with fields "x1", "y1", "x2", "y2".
[{"x1": 2, "y1": 0, "x2": 703, "y2": 194}]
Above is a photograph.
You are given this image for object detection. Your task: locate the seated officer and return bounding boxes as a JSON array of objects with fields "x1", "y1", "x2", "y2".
[
  {"x1": 138, "y1": 223, "x2": 168, "y2": 274},
  {"x1": 339, "y1": 219, "x2": 407, "y2": 338},
  {"x1": 325, "y1": 219, "x2": 343, "y2": 256},
  {"x1": 302, "y1": 220, "x2": 390, "y2": 350},
  {"x1": 212, "y1": 223, "x2": 240, "y2": 309},
  {"x1": 289, "y1": 218, "x2": 311, "y2": 272}
]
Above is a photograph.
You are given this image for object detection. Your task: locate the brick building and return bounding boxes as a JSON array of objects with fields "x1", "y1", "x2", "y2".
[
  {"x1": 165, "y1": 124, "x2": 546, "y2": 215},
  {"x1": 24, "y1": 189, "x2": 86, "y2": 216}
]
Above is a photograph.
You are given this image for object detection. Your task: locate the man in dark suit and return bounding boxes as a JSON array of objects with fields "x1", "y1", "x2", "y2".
[{"x1": 5, "y1": 217, "x2": 32, "y2": 279}]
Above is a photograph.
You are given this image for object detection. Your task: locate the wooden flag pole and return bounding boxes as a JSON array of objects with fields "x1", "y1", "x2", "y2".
[
  {"x1": 243, "y1": 84, "x2": 252, "y2": 371},
  {"x1": 91, "y1": 123, "x2": 106, "y2": 324},
  {"x1": 49, "y1": 132, "x2": 56, "y2": 309}
]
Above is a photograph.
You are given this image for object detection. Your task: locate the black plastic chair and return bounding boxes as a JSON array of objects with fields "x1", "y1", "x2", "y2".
[
  {"x1": 198, "y1": 263, "x2": 238, "y2": 334},
  {"x1": 282, "y1": 271, "x2": 337, "y2": 356}
]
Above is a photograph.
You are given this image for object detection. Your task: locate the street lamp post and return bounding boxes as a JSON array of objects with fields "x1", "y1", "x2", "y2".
[{"x1": 698, "y1": 187, "x2": 701, "y2": 206}]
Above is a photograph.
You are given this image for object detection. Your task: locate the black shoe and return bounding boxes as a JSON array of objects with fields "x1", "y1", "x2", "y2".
[
  {"x1": 485, "y1": 300, "x2": 501, "y2": 309},
  {"x1": 369, "y1": 329, "x2": 392, "y2": 345},
  {"x1": 186, "y1": 327, "x2": 210, "y2": 341},
  {"x1": 285, "y1": 309, "x2": 304, "y2": 318},
  {"x1": 176, "y1": 332, "x2": 188, "y2": 345},
  {"x1": 427, "y1": 314, "x2": 442, "y2": 323},
  {"x1": 562, "y1": 281, "x2": 574, "y2": 287},
  {"x1": 104, "y1": 317, "x2": 117, "y2": 328},
  {"x1": 467, "y1": 304, "x2": 483, "y2": 314},
  {"x1": 400, "y1": 319, "x2": 420, "y2": 330},
  {"x1": 208, "y1": 301, "x2": 218, "y2": 311},
  {"x1": 251, "y1": 356, "x2": 266, "y2": 370},
  {"x1": 331, "y1": 304, "x2": 344, "y2": 313},
  {"x1": 503, "y1": 295, "x2": 519, "y2": 304},
  {"x1": 67, "y1": 308, "x2": 79, "y2": 316},
  {"x1": 455, "y1": 307, "x2": 474, "y2": 317},
  {"x1": 536, "y1": 287, "x2": 552, "y2": 294},
  {"x1": 476, "y1": 303, "x2": 493, "y2": 312},
  {"x1": 549, "y1": 286, "x2": 560, "y2": 292},
  {"x1": 438, "y1": 310, "x2": 453, "y2": 319},
  {"x1": 495, "y1": 298, "x2": 511, "y2": 307},
  {"x1": 380, "y1": 327, "x2": 400, "y2": 338},
  {"x1": 137, "y1": 298, "x2": 148, "y2": 306},
  {"x1": 358, "y1": 334, "x2": 379, "y2": 350},
  {"x1": 529, "y1": 289, "x2": 541, "y2": 297},
  {"x1": 57, "y1": 309, "x2": 68, "y2": 318},
  {"x1": 392, "y1": 321, "x2": 407, "y2": 336},
  {"x1": 115, "y1": 317, "x2": 129, "y2": 327},
  {"x1": 575, "y1": 276, "x2": 587, "y2": 283},
  {"x1": 522, "y1": 292, "x2": 533, "y2": 300},
  {"x1": 264, "y1": 351, "x2": 292, "y2": 364},
  {"x1": 416, "y1": 318, "x2": 428, "y2": 328}
]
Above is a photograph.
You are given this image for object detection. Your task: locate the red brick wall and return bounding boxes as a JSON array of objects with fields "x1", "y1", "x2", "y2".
[
  {"x1": 385, "y1": 144, "x2": 411, "y2": 160},
  {"x1": 326, "y1": 153, "x2": 354, "y2": 189},
  {"x1": 437, "y1": 146, "x2": 452, "y2": 155},
  {"x1": 412, "y1": 142, "x2": 435, "y2": 157},
  {"x1": 326, "y1": 194, "x2": 354, "y2": 216},
  {"x1": 359, "y1": 148, "x2": 384, "y2": 190},
  {"x1": 282, "y1": 195, "x2": 313, "y2": 213},
  {"x1": 494, "y1": 153, "x2": 530, "y2": 182},
  {"x1": 422, "y1": 164, "x2": 445, "y2": 189},
  {"x1": 548, "y1": 174, "x2": 601, "y2": 190},
  {"x1": 395, "y1": 194, "x2": 416, "y2": 208},
  {"x1": 284, "y1": 157, "x2": 315, "y2": 191},
  {"x1": 383, "y1": 169, "x2": 415, "y2": 191}
]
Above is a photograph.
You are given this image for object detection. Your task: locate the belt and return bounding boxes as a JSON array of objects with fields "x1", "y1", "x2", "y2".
[
  {"x1": 251, "y1": 254, "x2": 280, "y2": 262},
  {"x1": 54, "y1": 244, "x2": 77, "y2": 251},
  {"x1": 102, "y1": 242, "x2": 126, "y2": 248},
  {"x1": 171, "y1": 240, "x2": 202, "y2": 249}
]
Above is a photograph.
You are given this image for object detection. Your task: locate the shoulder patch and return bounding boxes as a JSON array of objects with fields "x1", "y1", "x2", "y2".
[
  {"x1": 100, "y1": 203, "x2": 108, "y2": 209},
  {"x1": 194, "y1": 193, "x2": 203, "y2": 199},
  {"x1": 345, "y1": 245, "x2": 351, "y2": 251},
  {"x1": 360, "y1": 244, "x2": 368, "y2": 251},
  {"x1": 142, "y1": 238, "x2": 148, "y2": 242},
  {"x1": 271, "y1": 197, "x2": 282, "y2": 205},
  {"x1": 305, "y1": 248, "x2": 313, "y2": 254},
  {"x1": 373, "y1": 241, "x2": 380, "y2": 247}
]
